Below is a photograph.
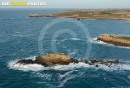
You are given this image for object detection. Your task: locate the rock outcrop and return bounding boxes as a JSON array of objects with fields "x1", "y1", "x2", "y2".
[
  {"x1": 34, "y1": 54, "x2": 78, "y2": 67},
  {"x1": 28, "y1": 14, "x2": 45, "y2": 17},
  {"x1": 28, "y1": 14, "x2": 55, "y2": 17},
  {"x1": 97, "y1": 34, "x2": 130, "y2": 47},
  {"x1": 16, "y1": 53, "x2": 119, "y2": 67}
]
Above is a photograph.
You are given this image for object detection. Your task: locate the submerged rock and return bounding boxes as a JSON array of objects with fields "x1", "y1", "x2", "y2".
[
  {"x1": 97, "y1": 34, "x2": 130, "y2": 47},
  {"x1": 16, "y1": 53, "x2": 119, "y2": 67}
]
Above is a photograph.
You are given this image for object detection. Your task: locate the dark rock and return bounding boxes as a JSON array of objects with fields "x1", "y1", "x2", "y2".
[
  {"x1": 95, "y1": 65, "x2": 99, "y2": 67},
  {"x1": 80, "y1": 60, "x2": 88, "y2": 64},
  {"x1": 115, "y1": 59, "x2": 119, "y2": 64},
  {"x1": 77, "y1": 18, "x2": 81, "y2": 20},
  {"x1": 70, "y1": 58, "x2": 79, "y2": 63},
  {"x1": 16, "y1": 59, "x2": 35, "y2": 65},
  {"x1": 91, "y1": 60, "x2": 99, "y2": 64}
]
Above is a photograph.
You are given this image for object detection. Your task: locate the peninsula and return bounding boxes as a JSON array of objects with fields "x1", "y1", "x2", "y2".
[
  {"x1": 28, "y1": 9, "x2": 130, "y2": 20},
  {"x1": 97, "y1": 34, "x2": 130, "y2": 47}
]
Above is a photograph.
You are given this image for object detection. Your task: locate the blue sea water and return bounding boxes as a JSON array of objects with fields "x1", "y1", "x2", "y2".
[{"x1": 0, "y1": 9, "x2": 130, "y2": 88}]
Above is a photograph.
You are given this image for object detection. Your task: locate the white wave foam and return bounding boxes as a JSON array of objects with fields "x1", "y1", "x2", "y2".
[
  {"x1": 15, "y1": 32, "x2": 20, "y2": 34},
  {"x1": 35, "y1": 70, "x2": 81, "y2": 88},
  {"x1": 8, "y1": 58, "x2": 130, "y2": 72},
  {"x1": 9, "y1": 18, "x2": 15, "y2": 20},
  {"x1": 128, "y1": 76, "x2": 130, "y2": 79},
  {"x1": 89, "y1": 38, "x2": 108, "y2": 45},
  {"x1": 35, "y1": 72, "x2": 52, "y2": 80},
  {"x1": 69, "y1": 38, "x2": 81, "y2": 40},
  {"x1": 57, "y1": 38, "x2": 81, "y2": 44},
  {"x1": 86, "y1": 19, "x2": 96, "y2": 20},
  {"x1": 58, "y1": 70, "x2": 74, "y2": 79},
  {"x1": 58, "y1": 72, "x2": 78, "y2": 87},
  {"x1": 13, "y1": 34, "x2": 24, "y2": 37},
  {"x1": 8, "y1": 60, "x2": 44, "y2": 71},
  {"x1": 126, "y1": 21, "x2": 130, "y2": 22}
]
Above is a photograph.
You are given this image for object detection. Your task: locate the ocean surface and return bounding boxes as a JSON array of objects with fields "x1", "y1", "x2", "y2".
[{"x1": 0, "y1": 9, "x2": 130, "y2": 88}]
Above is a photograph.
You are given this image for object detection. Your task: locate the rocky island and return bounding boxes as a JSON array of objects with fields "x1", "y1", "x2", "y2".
[
  {"x1": 97, "y1": 34, "x2": 130, "y2": 47},
  {"x1": 16, "y1": 53, "x2": 119, "y2": 67},
  {"x1": 28, "y1": 9, "x2": 130, "y2": 20}
]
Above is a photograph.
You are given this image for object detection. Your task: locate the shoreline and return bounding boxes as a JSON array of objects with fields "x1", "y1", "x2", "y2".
[{"x1": 28, "y1": 9, "x2": 130, "y2": 21}]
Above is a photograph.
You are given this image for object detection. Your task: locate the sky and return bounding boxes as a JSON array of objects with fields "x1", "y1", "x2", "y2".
[{"x1": 0, "y1": 0, "x2": 130, "y2": 8}]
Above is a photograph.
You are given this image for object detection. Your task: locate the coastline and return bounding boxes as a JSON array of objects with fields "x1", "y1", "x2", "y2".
[{"x1": 28, "y1": 9, "x2": 130, "y2": 21}]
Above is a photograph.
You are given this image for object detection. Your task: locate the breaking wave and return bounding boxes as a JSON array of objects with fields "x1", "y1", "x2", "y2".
[
  {"x1": 89, "y1": 37, "x2": 107, "y2": 45},
  {"x1": 7, "y1": 56, "x2": 130, "y2": 87},
  {"x1": 69, "y1": 38, "x2": 81, "y2": 40},
  {"x1": 126, "y1": 21, "x2": 130, "y2": 22}
]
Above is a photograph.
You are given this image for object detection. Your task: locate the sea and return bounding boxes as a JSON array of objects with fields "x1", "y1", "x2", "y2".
[{"x1": 0, "y1": 9, "x2": 130, "y2": 88}]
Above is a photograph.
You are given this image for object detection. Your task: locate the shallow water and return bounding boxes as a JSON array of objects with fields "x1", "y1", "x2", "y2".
[{"x1": 0, "y1": 9, "x2": 130, "y2": 88}]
